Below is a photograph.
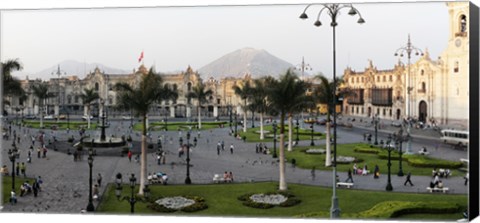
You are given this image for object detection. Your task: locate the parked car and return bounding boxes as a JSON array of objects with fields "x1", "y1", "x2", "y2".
[
  {"x1": 24, "y1": 115, "x2": 37, "y2": 120},
  {"x1": 44, "y1": 115, "x2": 54, "y2": 120},
  {"x1": 391, "y1": 121, "x2": 402, "y2": 127},
  {"x1": 121, "y1": 115, "x2": 133, "y2": 120},
  {"x1": 56, "y1": 114, "x2": 66, "y2": 120}
]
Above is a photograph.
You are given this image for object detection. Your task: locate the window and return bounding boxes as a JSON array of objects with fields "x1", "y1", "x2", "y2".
[
  {"x1": 389, "y1": 75, "x2": 392, "y2": 81},
  {"x1": 389, "y1": 109, "x2": 392, "y2": 117},
  {"x1": 460, "y1": 15, "x2": 467, "y2": 33},
  {"x1": 421, "y1": 82, "x2": 426, "y2": 92},
  {"x1": 187, "y1": 82, "x2": 192, "y2": 91},
  {"x1": 67, "y1": 95, "x2": 72, "y2": 104},
  {"x1": 383, "y1": 108, "x2": 386, "y2": 116},
  {"x1": 95, "y1": 82, "x2": 99, "y2": 91},
  {"x1": 454, "y1": 61, "x2": 459, "y2": 73},
  {"x1": 74, "y1": 95, "x2": 79, "y2": 103},
  {"x1": 421, "y1": 70, "x2": 424, "y2": 75},
  {"x1": 382, "y1": 76, "x2": 386, "y2": 82},
  {"x1": 361, "y1": 77, "x2": 364, "y2": 82}
]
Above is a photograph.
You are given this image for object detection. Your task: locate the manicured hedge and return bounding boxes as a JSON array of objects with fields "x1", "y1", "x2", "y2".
[
  {"x1": 148, "y1": 195, "x2": 208, "y2": 213},
  {"x1": 406, "y1": 157, "x2": 463, "y2": 169},
  {"x1": 353, "y1": 147, "x2": 380, "y2": 154},
  {"x1": 237, "y1": 191, "x2": 301, "y2": 209},
  {"x1": 357, "y1": 201, "x2": 460, "y2": 218}
]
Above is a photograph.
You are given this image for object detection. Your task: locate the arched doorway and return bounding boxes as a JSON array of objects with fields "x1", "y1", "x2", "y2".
[
  {"x1": 396, "y1": 109, "x2": 401, "y2": 120},
  {"x1": 419, "y1": 101, "x2": 427, "y2": 123},
  {"x1": 367, "y1": 107, "x2": 371, "y2": 117}
]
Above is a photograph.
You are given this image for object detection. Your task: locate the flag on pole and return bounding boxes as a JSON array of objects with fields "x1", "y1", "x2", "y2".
[{"x1": 138, "y1": 51, "x2": 144, "y2": 63}]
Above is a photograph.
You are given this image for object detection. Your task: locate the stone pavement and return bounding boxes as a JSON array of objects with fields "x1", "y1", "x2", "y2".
[{"x1": 0, "y1": 118, "x2": 468, "y2": 214}]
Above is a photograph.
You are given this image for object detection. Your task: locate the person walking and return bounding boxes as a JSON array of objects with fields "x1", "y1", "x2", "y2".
[
  {"x1": 97, "y1": 173, "x2": 102, "y2": 187},
  {"x1": 373, "y1": 165, "x2": 380, "y2": 179},
  {"x1": 20, "y1": 162, "x2": 26, "y2": 178},
  {"x1": 32, "y1": 179, "x2": 40, "y2": 197},
  {"x1": 464, "y1": 172, "x2": 469, "y2": 185},
  {"x1": 27, "y1": 150, "x2": 32, "y2": 163},
  {"x1": 311, "y1": 166, "x2": 316, "y2": 181},
  {"x1": 404, "y1": 172, "x2": 414, "y2": 186},
  {"x1": 346, "y1": 169, "x2": 354, "y2": 183},
  {"x1": 230, "y1": 144, "x2": 234, "y2": 154},
  {"x1": 16, "y1": 162, "x2": 20, "y2": 176},
  {"x1": 127, "y1": 150, "x2": 132, "y2": 162}
]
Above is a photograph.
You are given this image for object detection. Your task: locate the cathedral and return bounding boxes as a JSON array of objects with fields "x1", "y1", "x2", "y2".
[{"x1": 342, "y1": 2, "x2": 469, "y2": 129}]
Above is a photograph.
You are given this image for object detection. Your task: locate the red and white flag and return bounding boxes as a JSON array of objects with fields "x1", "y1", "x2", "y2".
[{"x1": 138, "y1": 51, "x2": 144, "y2": 63}]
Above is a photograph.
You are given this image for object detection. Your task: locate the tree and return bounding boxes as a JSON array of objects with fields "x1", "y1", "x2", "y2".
[
  {"x1": 80, "y1": 88, "x2": 100, "y2": 129},
  {"x1": 1, "y1": 59, "x2": 24, "y2": 114},
  {"x1": 233, "y1": 80, "x2": 253, "y2": 133},
  {"x1": 31, "y1": 82, "x2": 54, "y2": 128},
  {"x1": 267, "y1": 69, "x2": 307, "y2": 191},
  {"x1": 187, "y1": 83, "x2": 213, "y2": 129},
  {"x1": 312, "y1": 74, "x2": 350, "y2": 166},
  {"x1": 114, "y1": 67, "x2": 175, "y2": 195},
  {"x1": 250, "y1": 78, "x2": 270, "y2": 140}
]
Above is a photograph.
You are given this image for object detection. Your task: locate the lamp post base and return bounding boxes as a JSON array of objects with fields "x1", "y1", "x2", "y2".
[
  {"x1": 272, "y1": 153, "x2": 277, "y2": 158},
  {"x1": 86, "y1": 202, "x2": 95, "y2": 212},
  {"x1": 397, "y1": 170, "x2": 404, "y2": 176},
  {"x1": 330, "y1": 196, "x2": 340, "y2": 218},
  {"x1": 185, "y1": 177, "x2": 191, "y2": 184},
  {"x1": 386, "y1": 183, "x2": 393, "y2": 191}
]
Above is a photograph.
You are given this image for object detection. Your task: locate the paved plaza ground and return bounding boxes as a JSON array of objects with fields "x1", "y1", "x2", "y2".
[{"x1": 0, "y1": 115, "x2": 469, "y2": 214}]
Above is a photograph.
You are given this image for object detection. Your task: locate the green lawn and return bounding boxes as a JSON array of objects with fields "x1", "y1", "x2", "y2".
[
  {"x1": 22, "y1": 120, "x2": 98, "y2": 130},
  {"x1": 134, "y1": 121, "x2": 228, "y2": 131},
  {"x1": 96, "y1": 182, "x2": 467, "y2": 220},
  {"x1": 2, "y1": 175, "x2": 35, "y2": 203},
  {"x1": 281, "y1": 143, "x2": 464, "y2": 176},
  {"x1": 238, "y1": 125, "x2": 326, "y2": 143}
]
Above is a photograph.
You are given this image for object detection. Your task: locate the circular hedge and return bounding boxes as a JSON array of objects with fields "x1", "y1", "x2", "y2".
[
  {"x1": 148, "y1": 195, "x2": 208, "y2": 213},
  {"x1": 238, "y1": 191, "x2": 301, "y2": 209}
]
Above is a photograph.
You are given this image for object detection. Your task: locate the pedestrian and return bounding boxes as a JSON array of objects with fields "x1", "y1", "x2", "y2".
[
  {"x1": 32, "y1": 179, "x2": 40, "y2": 197},
  {"x1": 97, "y1": 173, "x2": 102, "y2": 187},
  {"x1": 311, "y1": 166, "x2": 316, "y2": 180},
  {"x1": 404, "y1": 172, "x2": 414, "y2": 186},
  {"x1": 37, "y1": 147, "x2": 41, "y2": 158},
  {"x1": 346, "y1": 169, "x2": 354, "y2": 183},
  {"x1": 127, "y1": 150, "x2": 132, "y2": 162},
  {"x1": 255, "y1": 144, "x2": 259, "y2": 153},
  {"x1": 20, "y1": 162, "x2": 26, "y2": 177},
  {"x1": 16, "y1": 162, "x2": 20, "y2": 176},
  {"x1": 374, "y1": 165, "x2": 379, "y2": 179},
  {"x1": 93, "y1": 184, "x2": 99, "y2": 200},
  {"x1": 230, "y1": 144, "x2": 234, "y2": 154},
  {"x1": 42, "y1": 146, "x2": 47, "y2": 158},
  {"x1": 217, "y1": 146, "x2": 220, "y2": 156},
  {"x1": 157, "y1": 153, "x2": 162, "y2": 165},
  {"x1": 464, "y1": 172, "x2": 469, "y2": 185},
  {"x1": 229, "y1": 171, "x2": 234, "y2": 182},
  {"x1": 353, "y1": 163, "x2": 358, "y2": 175},
  {"x1": 161, "y1": 151, "x2": 166, "y2": 164},
  {"x1": 27, "y1": 150, "x2": 32, "y2": 163}
]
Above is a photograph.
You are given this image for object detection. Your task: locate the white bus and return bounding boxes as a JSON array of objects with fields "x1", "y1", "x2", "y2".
[{"x1": 440, "y1": 129, "x2": 469, "y2": 147}]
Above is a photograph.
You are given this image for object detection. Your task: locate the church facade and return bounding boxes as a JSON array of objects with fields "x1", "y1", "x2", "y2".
[{"x1": 342, "y1": 2, "x2": 469, "y2": 129}]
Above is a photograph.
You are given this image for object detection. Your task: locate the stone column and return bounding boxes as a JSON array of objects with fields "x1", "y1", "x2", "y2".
[
  {"x1": 170, "y1": 106, "x2": 175, "y2": 118},
  {"x1": 213, "y1": 106, "x2": 218, "y2": 118},
  {"x1": 186, "y1": 106, "x2": 191, "y2": 119}
]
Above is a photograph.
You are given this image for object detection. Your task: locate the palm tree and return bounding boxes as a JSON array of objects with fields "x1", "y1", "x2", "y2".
[
  {"x1": 114, "y1": 67, "x2": 174, "y2": 195},
  {"x1": 80, "y1": 88, "x2": 100, "y2": 129},
  {"x1": 1, "y1": 59, "x2": 24, "y2": 114},
  {"x1": 233, "y1": 80, "x2": 253, "y2": 133},
  {"x1": 267, "y1": 69, "x2": 307, "y2": 191},
  {"x1": 187, "y1": 83, "x2": 213, "y2": 129},
  {"x1": 312, "y1": 74, "x2": 350, "y2": 166},
  {"x1": 250, "y1": 78, "x2": 270, "y2": 140},
  {"x1": 31, "y1": 82, "x2": 55, "y2": 128}
]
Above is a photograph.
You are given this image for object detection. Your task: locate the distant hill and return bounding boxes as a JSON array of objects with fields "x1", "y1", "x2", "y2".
[{"x1": 198, "y1": 47, "x2": 294, "y2": 79}]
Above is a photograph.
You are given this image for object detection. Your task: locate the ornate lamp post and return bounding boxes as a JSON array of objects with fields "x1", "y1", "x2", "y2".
[
  {"x1": 272, "y1": 120, "x2": 278, "y2": 158},
  {"x1": 185, "y1": 130, "x2": 192, "y2": 184},
  {"x1": 385, "y1": 135, "x2": 394, "y2": 191},
  {"x1": 86, "y1": 146, "x2": 95, "y2": 212},
  {"x1": 229, "y1": 105, "x2": 233, "y2": 131},
  {"x1": 310, "y1": 122, "x2": 315, "y2": 146},
  {"x1": 393, "y1": 129, "x2": 407, "y2": 176},
  {"x1": 300, "y1": 3, "x2": 365, "y2": 219},
  {"x1": 374, "y1": 114, "x2": 380, "y2": 145},
  {"x1": 295, "y1": 57, "x2": 312, "y2": 129},
  {"x1": 115, "y1": 173, "x2": 151, "y2": 214},
  {"x1": 179, "y1": 137, "x2": 183, "y2": 147},
  {"x1": 394, "y1": 35, "x2": 423, "y2": 154},
  {"x1": 234, "y1": 110, "x2": 238, "y2": 137},
  {"x1": 8, "y1": 148, "x2": 19, "y2": 193}
]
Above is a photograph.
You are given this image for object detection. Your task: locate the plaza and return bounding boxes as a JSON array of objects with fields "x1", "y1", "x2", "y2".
[{"x1": 0, "y1": 114, "x2": 468, "y2": 218}]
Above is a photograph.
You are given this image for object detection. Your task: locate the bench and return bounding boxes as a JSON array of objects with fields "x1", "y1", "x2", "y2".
[
  {"x1": 460, "y1": 158, "x2": 469, "y2": 164},
  {"x1": 426, "y1": 187, "x2": 449, "y2": 193},
  {"x1": 336, "y1": 182, "x2": 354, "y2": 188},
  {"x1": 418, "y1": 150, "x2": 429, "y2": 155},
  {"x1": 213, "y1": 174, "x2": 224, "y2": 183}
]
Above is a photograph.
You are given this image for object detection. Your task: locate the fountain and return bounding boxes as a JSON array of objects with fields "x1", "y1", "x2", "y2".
[{"x1": 82, "y1": 101, "x2": 126, "y2": 148}]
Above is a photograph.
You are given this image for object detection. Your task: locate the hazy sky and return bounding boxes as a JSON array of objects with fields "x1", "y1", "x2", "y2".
[{"x1": 0, "y1": 0, "x2": 464, "y2": 80}]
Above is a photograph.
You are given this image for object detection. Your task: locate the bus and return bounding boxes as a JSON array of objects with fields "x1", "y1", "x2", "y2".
[{"x1": 440, "y1": 129, "x2": 469, "y2": 147}]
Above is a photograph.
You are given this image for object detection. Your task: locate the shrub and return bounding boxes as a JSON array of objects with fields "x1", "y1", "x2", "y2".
[
  {"x1": 238, "y1": 191, "x2": 301, "y2": 209},
  {"x1": 148, "y1": 195, "x2": 208, "y2": 213},
  {"x1": 407, "y1": 157, "x2": 463, "y2": 169},
  {"x1": 353, "y1": 147, "x2": 380, "y2": 154},
  {"x1": 358, "y1": 201, "x2": 460, "y2": 218}
]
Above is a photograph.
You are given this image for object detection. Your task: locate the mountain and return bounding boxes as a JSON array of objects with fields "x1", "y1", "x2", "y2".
[
  {"x1": 198, "y1": 47, "x2": 294, "y2": 79},
  {"x1": 27, "y1": 60, "x2": 130, "y2": 80}
]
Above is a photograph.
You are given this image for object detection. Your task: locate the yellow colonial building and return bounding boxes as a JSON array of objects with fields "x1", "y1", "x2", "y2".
[{"x1": 342, "y1": 2, "x2": 469, "y2": 129}]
